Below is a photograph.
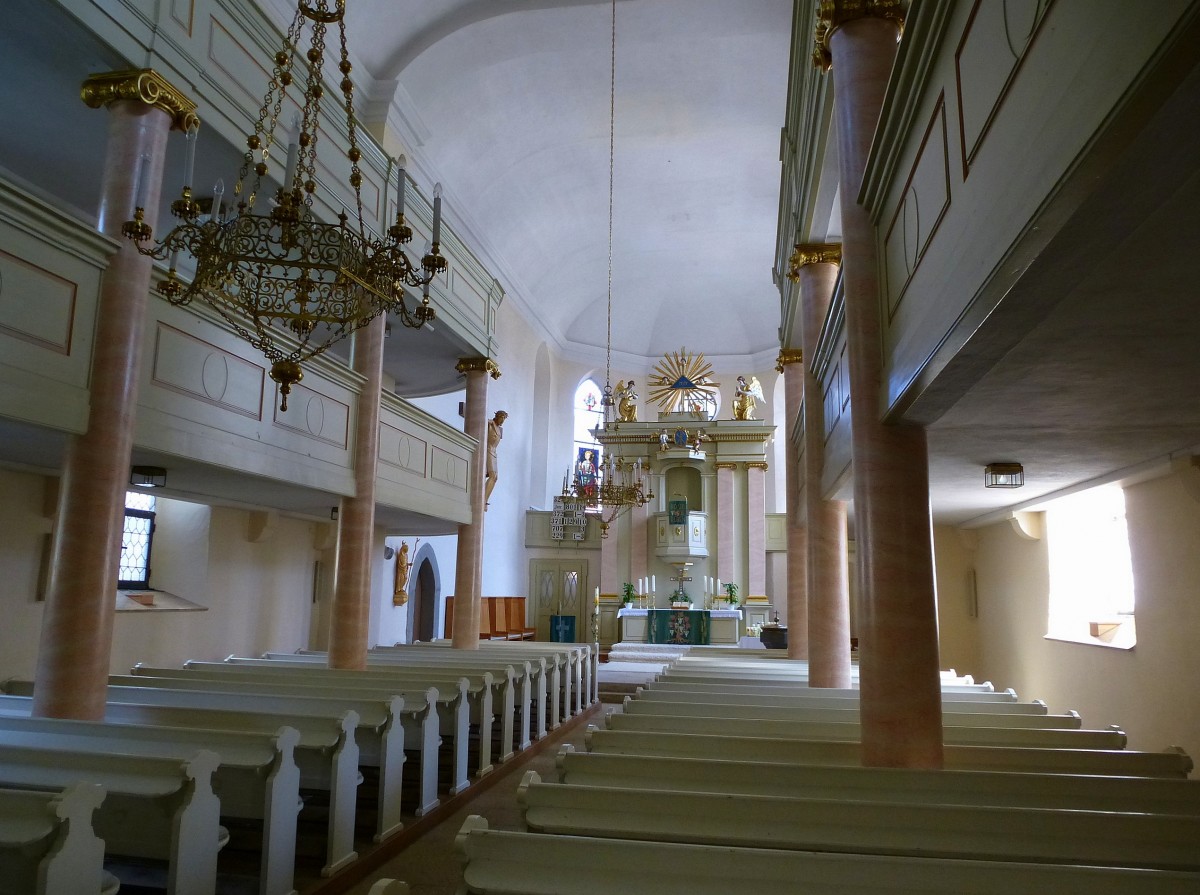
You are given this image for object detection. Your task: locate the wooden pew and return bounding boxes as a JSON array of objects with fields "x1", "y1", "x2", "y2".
[
  {"x1": 647, "y1": 678, "x2": 1021, "y2": 703},
  {"x1": 0, "y1": 782, "x2": 113, "y2": 895},
  {"x1": 619, "y1": 695, "x2": 1084, "y2": 729},
  {"x1": 110, "y1": 670, "x2": 445, "y2": 819},
  {"x1": 231, "y1": 656, "x2": 504, "y2": 773},
  {"x1": 0, "y1": 717, "x2": 300, "y2": 895},
  {"x1": 253, "y1": 652, "x2": 524, "y2": 758},
  {"x1": 659, "y1": 666, "x2": 1001, "y2": 694},
  {"x1": 515, "y1": 770, "x2": 1200, "y2": 871},
  {"x1": 0, "y1": 743, "x2": 221, "y2": 895},
  {"x1": 505, "y1": 597, "x2": 536, "y2": 640},
  {"x1": 0, "y1": 694, "x2": 358, "y2": 877},
  {"x1": 555, "y1": 745, "x2": 1200, "y2": 814},
  {"x1": 604, "y1": 710, "x2": 1128, "y2": 750},
  {"x1": 454, "y1": 814, "x2": 1200, "y2": 895},
  {"x1": 636, "y1": 683, "x2": 1048, "y2": 714},
  {"x1": 584, "y1": 727, "x2": 1195, "y2": 778}
]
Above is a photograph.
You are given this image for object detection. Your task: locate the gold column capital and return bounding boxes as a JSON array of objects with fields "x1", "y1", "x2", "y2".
[
  {"x1": 813, "y1": 0, "x2": 905, "y2": 71},
  {"x1": 746, "y1": 461, "x2": 770, "y2": 471},
  {"x1": 786, "y1": 242, "x2": 842, "y2": 281},
  {"x1": 81, "y1": 69, "x2": 199, "y2": 132},
  {"x1": 776, "y1": 348, "x2": 805, "y2": 372},
  {"x1": 713, "y1": 462, "x2": 739, "y2": 471},
  {"x1": 455, "y1": 356, "x2": 501, "y2": 379}
]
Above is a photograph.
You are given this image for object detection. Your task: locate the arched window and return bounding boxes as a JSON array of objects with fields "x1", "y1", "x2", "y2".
[{"x1": 571, "y1": 378, "x2": 604, "y2": 497}]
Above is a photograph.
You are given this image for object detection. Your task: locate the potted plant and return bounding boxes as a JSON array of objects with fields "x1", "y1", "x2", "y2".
[
  {"x1": 621, "y1": 582, "x2": 636, "y2": 605},
  {"x1": 722, "y1": 582, "x2": 739, "y2": 606}
]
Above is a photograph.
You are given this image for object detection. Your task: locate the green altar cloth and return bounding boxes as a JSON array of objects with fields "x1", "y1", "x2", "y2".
[{"x1": 647, "y1": 609, "x2": 711, "y2": 645}]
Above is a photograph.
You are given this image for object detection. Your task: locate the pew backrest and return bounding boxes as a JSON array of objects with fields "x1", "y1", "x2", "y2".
[{"x1": 0, "y1": 782, "x2": 108, "y2": 895}]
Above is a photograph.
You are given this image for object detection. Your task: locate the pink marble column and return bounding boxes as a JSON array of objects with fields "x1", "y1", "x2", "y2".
[
  {"x1": 779, "y1": 353, "x2": 808, "y2": 659},
  {"x1": 714, "y1": 463, "x2": 737, "y2": 596},
  {"x1": 33, "y1": 76, "x2": 191, "y2": 720},
  {"x1": 822, "y1": 6, "x2": 943, "y2": 766},
  {"x1": 451, "y1": 358, "x2": 497, "y2": 649},
  {"x1": 794, "y1": 249, "x2": 852, "y2": 687},
  {"x1": 328, "y1": 315, "x2": 385, "y2": 670},
  {"x1": 745, "y1": 462, "x2": 768, "y2": 598}
]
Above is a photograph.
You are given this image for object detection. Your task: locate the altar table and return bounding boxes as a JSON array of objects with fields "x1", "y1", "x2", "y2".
[{"x1": 617, "y1": 607, "x2": 743, "y2": 645}]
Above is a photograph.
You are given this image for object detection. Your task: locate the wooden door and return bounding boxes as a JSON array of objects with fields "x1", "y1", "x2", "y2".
[{"x1": 529, "y1": 559, "x2": 589, "y2": 641}]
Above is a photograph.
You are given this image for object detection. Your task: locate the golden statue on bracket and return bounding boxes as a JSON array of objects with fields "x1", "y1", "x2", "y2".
[
  {"x1": 614, "y1": 380, "x2": 639, "y2": 421},
  {"x1": 732, "y1": 375, "x2": 764, "y2": 420}
]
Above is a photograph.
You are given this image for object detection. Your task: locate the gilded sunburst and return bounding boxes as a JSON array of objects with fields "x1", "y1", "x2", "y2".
[{"x1": 648, "y1": 347, "x2": 720, "y2": 414}]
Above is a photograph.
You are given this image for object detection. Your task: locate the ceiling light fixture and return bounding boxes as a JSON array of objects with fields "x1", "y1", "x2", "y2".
[
  {"x1": 123, "y1": 0, "x2": 445, "y2": 411},
  {"x1": 566, "y1": 0, "x2": 651, "y2": 537},
  {"x1": 984, "y1": 462, "x2": 1024, "y2": 488},
  {"x1": 129, "y1": 465, "x2": 167, "y2": 488}
]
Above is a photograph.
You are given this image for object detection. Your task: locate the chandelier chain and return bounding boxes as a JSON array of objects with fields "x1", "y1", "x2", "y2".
[{"x1": 605, "y1": 0, "x2": 616, "y2": 390}]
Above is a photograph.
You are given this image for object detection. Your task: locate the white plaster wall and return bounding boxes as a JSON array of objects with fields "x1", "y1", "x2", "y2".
[
  {"x1": 931, "y1": 525, "x2": 981, "y2": 680},
  {"x1": 0, "y1": 469, "x2": 50, "y2": 680},
  {"x1": 970, "y1": 469, "x2": 1200, "y2": 765}
]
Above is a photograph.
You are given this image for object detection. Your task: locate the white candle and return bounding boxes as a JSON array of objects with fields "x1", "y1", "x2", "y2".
[
  {"x1": 132, "y1": 154, "x2": 150, "y2": 211},
  {"x1": 432, "y1": 182, "x2": 443, "y2": 243},
  {"x1": 284, "y1": 139, "x2": 300, "y2": 191},
  {"x1": 181, "y1": 126, "x2": 198, "y2": 189},
  {"x1": 650, "y1": 575, "x2": 655, "y2": 594},
  {"x1": 396, "y1": 154, "x2": 407, "y2": 216},
  {"x1": 717, "y1": 578, "x2": 722, "y2": 596},
  {"x1": 211, "y1": 179, "x2": 225, "y2": 220}
]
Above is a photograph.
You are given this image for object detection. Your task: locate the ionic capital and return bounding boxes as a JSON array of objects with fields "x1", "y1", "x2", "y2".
[
  {"x1": 813, "y1": 0, "x2": 905, "y2": 71},
  {"x1": 746, "y1": 461, "x2": 770, "y2": 471},
  {"x1": 81, "y1": 69, "x2": 199, "y2": 132},
  {"x1": 786, "y1": 242, "x2": 842, "y2": 281},
  {"x1": 776, "y1": 348, "x2": 805, "y2": 372},
  {"x1": 713, "y1": 462, "x2": 739, "y2": 471},
  {"x1": 455, "y1": 357, "x2": 501, "y2": 379}
]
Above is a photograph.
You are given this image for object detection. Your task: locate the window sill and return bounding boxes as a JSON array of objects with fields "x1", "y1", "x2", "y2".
[
  {"x1": 116, "y1": 590, "x2": 207, "y2": 613},
  {"x1": 1045, "y1": 617, "x2": 1135, "y2": 650}
]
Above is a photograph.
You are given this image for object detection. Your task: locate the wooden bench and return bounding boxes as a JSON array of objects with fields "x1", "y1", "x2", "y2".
[
  {"x1": 659, "y1": 667, "x2": 1002, "y2": 694},
  {"x1": 226, "y1": 656, "x2": 505, "y2": 773},
  {"x1": 0, "y1": 742, "x2": 221, "y2": 895},
  {"x1": 0, "y1": 716, "x2": 300, "y2": 895},
  {"x1": 584, "y1": 727, "x2": 1195, "y2": 777},
  {"x1": 556, "y1": 744, "x2": 1200, "y2": 814},
  {"x1": 516, "y1": 770, "x2": 1200, "y2": 871},
  {"x1": 454, "y1": 814, "x2": 1200, "y2": 895},
  {"x1": 272, "y1": 647, "x2": 535, "y2": 753},
  {"x1": 0, "y1": 783, "x2": 113, "y2": 895},
  {"x1": 112, "y1": 669, "x2": 445, "y2": 820},
  {"x1": 604, "y1": 709, "x2": 1128, "y2": 750},
  {"x1": 0, "y1": 693, "x2": 358, "y2": 877},
  {"x1": 647, "y1": 678, "x2": 1021, "y2": 703},
  {"x1": 445, "y1": 596, "x2": 533, "y2": 640},
  {"x1": 620, "y1": 695, "x2": 1084, "y2": 729},
  {"x1": 637, "y1": 683, "x2": 1047, "y2": 713}
]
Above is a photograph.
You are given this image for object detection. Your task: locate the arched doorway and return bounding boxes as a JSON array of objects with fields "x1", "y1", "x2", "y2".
[{"x1": 413, "y1": 557, "x2": 437, "y2": 642}]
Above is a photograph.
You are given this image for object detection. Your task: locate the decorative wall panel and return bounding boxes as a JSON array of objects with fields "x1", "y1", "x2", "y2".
[{"x1": 151, "y1": 322, "x2": 263, "y2": 418}]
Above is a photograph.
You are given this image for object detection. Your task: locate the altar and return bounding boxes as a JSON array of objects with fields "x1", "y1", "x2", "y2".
[{"x1": 617, "y1": 607, "x2": 743, "y2": 645}]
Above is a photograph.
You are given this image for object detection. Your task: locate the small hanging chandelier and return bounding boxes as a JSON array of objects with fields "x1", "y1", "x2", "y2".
[
  {"x1": 123, "y1": 0, "x2": 446, "y2": 410},
  {"x1": 566, "y1": 0, "x2": 651, "y2": 538}
]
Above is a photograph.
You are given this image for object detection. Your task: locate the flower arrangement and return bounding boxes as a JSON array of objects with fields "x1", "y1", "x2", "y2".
[
  {"x1": 722, "y1": 582, "x2": 739, "y2": 606},
  {"x1": 621, "y1": 582, "x2": 636, "y2": 605}
]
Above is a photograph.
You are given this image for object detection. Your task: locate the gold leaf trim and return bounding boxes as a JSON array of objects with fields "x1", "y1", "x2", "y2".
[
  {"x1": 81, "y1": 69, "x2": 199, "y2": 133},
  {"x1": 813, "y1": 0, "x2": 905, "y2": 71},
  {"x1": 786, "y1": 242, "x2": 842, "y2": 281},
  {"x1": 776, "y1": 348, "x2": 805, "y2": 372},
  {"x1": 455, "y1": 357, "x2": 501, "y2": 379}
]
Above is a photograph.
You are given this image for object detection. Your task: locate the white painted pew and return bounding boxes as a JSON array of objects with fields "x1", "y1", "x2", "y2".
[
  {"x1": 660, "y1": 666, "x2": 1000, "y2": 693},
  {"x1": 454, "y1": 815, "x2": 1200, "y2": 895},
  {"x1": 0, "y1": 783, "x2": 113, "y2": 895},
  {"x1": 585, "y1": 727, "x2": 1195, "y2": 777},
  {"x1": 0, "y1": 694, "x2": 358, "y2": 877},
  {"x1": 269, "y1": 652, "x2": 530, "y2": 757},
  {"x1": 555, "y1": 745, "x2": 1200, "y2": 814},
  {"x1": 368, "y1": 882, "x2": 409, "y2": 895},
  {"x1": 604, "y1": 710, "x2": 1127, "y2": 749},
  {"x1": 412, "y1": 640, "x2": 592, "y2": 719},
  {"x1": 620, "y1": 695, "x2": 1083, "y2": 729},
  {"x1": 0, "y1": 743, "x2": 221, "y2": 895},
  {"x1": 234, "y1": 656, "x2": 508, "y2": 767},
  {"x1": 637, "y1": 682, "x2": 1046, "y2": 713},
  {"x1": 0, "y1": 717, "x2": 301, "y2": 895},
  {"x1": 516, "y1": 770, "x2": 1200, "y2": 871},
  {"x1": 120, "y1": 669, "x2": 449, "y2": 813},
  {"x1": 649, "y1": 678, "x2": 1020, "y2": 702}
]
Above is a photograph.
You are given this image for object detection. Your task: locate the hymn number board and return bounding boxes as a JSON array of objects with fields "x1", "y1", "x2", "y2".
[{"x1": 551, "y1": 496, "x2": 587, "y2": 541}]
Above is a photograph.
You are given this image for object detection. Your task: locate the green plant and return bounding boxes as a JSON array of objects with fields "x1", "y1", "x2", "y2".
[
  {"x1": 621, "y1": 582, "x2": 636, "y2": 605},
  {"x1": 723, "y1": 582, "x2": 739, "y2": 605}
]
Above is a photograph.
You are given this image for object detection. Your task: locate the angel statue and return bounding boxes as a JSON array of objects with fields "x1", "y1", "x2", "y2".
[
  {"x1": 732, "y1": 375, "x2": 764, "y2": 420},
  {"x1": 615, "y1": 379, "x2": 639, "y2": 422}
]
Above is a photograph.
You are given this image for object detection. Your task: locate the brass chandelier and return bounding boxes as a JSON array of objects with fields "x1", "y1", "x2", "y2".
[
  {"x1": 565, "y1": 0, "x2": 651, "y2": 537},
  {"x1": 124, "y1": 0, "x2": 446, "y2": 410}
]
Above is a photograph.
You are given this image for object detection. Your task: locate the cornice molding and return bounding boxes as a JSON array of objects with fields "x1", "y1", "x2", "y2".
[{"x1": 81, "y1": 69, "x2": 200, "y2": 132}]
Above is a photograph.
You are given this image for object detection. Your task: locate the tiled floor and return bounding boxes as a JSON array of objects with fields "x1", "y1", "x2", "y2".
[{"x1": 332, "y1": 702, "x2": 609, "y2": 895}]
